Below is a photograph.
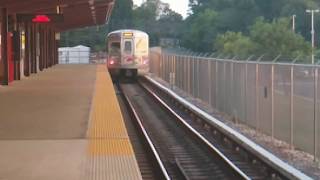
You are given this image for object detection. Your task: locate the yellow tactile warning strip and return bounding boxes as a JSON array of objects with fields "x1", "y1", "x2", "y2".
[
  {"x1": 87, "y1": 66, "x2": 129, "y2": 140},
  {"x1": 88, "y1": 139, "x2": 133, "y2": 156},
  {"x1": 83, "y1": 65, "x2": 142, "y2": 180}
]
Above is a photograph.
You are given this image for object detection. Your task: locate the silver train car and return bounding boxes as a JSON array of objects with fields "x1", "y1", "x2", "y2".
[{"x1": 106, "y1": 29, "x2": 149, "y2": 77}]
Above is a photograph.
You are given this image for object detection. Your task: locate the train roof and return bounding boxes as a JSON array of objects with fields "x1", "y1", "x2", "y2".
[{"x1": 107, "y1": 29, "x2": 148, "y2": 38}]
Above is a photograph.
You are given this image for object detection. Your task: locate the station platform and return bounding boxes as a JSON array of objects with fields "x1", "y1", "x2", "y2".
[{"x1": 0, "y1": 64, "x2": 142, "y2": 180}]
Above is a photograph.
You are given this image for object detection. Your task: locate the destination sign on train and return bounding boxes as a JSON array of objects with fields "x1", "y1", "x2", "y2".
[
  {"x1": 17, "y1": 14, "x2": 64, "y2": 23},
  {"x1": 123, "y1": 32, "x2": 133, "y2": 38}
]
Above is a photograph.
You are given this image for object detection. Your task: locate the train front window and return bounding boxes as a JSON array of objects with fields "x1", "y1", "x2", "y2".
[
  {"x1": 124, "y1": 41, "x2": 132, "y2": 54},
  {"x1": 109, "y1": 42, "x2": 120, "y2": 56}
]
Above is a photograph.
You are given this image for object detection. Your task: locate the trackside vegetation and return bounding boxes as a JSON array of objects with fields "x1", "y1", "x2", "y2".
[{"x1": 60, "y1": 0, "x2": 320, "y2": 61}]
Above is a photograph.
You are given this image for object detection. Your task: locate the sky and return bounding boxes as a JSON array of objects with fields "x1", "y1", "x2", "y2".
[{"x1": 133, "y1": 0, "x2": 189, "y2": 18}]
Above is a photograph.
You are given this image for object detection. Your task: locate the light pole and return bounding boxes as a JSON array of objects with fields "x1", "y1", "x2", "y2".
[
  {"x1": 292, "y1": 14, "x2": 296, "y2": 32},
  {"x1": 306, "y1": 9, "x2": 320, "y2": 64}
]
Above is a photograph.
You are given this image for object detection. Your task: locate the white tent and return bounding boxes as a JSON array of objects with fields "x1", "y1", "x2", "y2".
[{"x1": 58, "y1": 45, "x2": 91, "y2": 64}]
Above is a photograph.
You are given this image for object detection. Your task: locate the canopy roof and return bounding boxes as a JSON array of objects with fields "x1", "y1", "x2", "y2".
[{"x1": 0, "y1": 0, "x2": 115, "y2": 31}]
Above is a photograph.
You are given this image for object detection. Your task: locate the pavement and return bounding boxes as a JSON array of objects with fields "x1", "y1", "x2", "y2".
[{"x1": 0, "y1": 64, "x2": 96, "y2": 180}]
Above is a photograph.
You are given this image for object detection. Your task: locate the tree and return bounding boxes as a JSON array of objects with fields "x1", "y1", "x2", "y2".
[
  {"x1": 181, "y1": 9, "x2": 218, "y2": 52},
  {"x1": 133, "y1": 0, "x2": 183, "y2": 46},
  {"x1": 250, "y1": 18, "x2": 311, "y2": 57},
  {"x1": 214, "y1": 18, "x2": 312, "y2": 59},
  {"x1": 107, "y1": 0, "x2": 134, "y2": 31},
  {"x1": 215, "y1": 32, "x2": 256, "y2": 58}
]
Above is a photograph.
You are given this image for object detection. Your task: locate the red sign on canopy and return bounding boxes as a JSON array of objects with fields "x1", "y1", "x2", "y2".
[
  {"x1": 32, "y1": 15, "x2": 51, "y2": 23},
  {"x1": 17, "y1": 14, "x2": 63, "y2": 23}
]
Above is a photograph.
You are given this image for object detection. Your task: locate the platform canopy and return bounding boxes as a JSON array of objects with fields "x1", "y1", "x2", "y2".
[{"x1": 0, "y1": 0, "x2": 115, "y2": 31}]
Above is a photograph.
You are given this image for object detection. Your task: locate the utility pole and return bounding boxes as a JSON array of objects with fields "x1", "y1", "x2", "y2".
[
  {"x1": 306, "y1": 9, "x2": 320, "y2": 64},
  {"x1": 292, "y1": 15, "x2": 296, "y2": 32}
]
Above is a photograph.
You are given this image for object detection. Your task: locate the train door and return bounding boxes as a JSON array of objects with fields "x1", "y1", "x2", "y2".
[{"x1": 122, "y1": 39, "x2": 133, "y2": 65}]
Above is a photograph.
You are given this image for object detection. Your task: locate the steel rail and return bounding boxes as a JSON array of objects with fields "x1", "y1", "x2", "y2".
[
  {"x1": 139, "y1": 81, "x2": 251, "y2": 180},
  {"x1": 119, "y1": 85, "x2": 171, "y2": 180}
]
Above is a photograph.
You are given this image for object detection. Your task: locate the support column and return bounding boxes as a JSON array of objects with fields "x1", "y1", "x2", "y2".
[
  {"x1": 49, "y1": 28, "x2": 54, "y2": 67},
  {"x1": 31, "y1": 23, "x2": 36, "y2": 73},
  {"x1": 13, "y1": 18, "x2": 21, "y2": 81},
  {"x1": 45, "y1": 26, "x2": 49, "y2": 69},
  {"x1": 13, "y1": 30, "x2": 21, "y2": 80},
  {"x1": 54, "y1": 30, "x2": 58, "y2": 65},
  {"x1": 44, "y1": 25, "x2": 48, "y2": 69},
  {"x1": 25, "y1": 22, "x2": 30, "y2": 77},
  {"x1": 1, "y1": 8, "x2": 8, "y2": 85},
  {"x1": 39, "y1": 25, "x2": 43, "y2": 71},
  {"x1": 30, "y1": 23, "x2": 34, "y2": 74}
]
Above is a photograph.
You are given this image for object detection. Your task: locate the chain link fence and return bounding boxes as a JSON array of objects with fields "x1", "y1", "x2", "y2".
[{"x1": 150, "y1": 47, "x2": 320, "y2": 161}]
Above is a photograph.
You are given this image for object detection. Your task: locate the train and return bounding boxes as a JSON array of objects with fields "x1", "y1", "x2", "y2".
[{"x1": 106, "y1": 29, "x2": 149, "y2": 78}]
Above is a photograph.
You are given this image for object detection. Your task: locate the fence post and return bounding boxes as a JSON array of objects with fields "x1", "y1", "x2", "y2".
[
  {"x1": 160, "y1": 54, "x2": 163, "y2": 79},
  {"x1": 197, "y1": 57, "x2": 200, "y2": 99},
  {"x1": 185, "y1": 56, "x2": 187, "y2": 92},
  {"x1": 215, "y1": 59, "x2": 219, "y2": 110},
  {"x1": 244, "y1": 55, "x2": 253, "y2": 126},
  {"x1": 208, "y1": 59, "x2": 212, "y2": 107},
  {"x1": 174, "y1": 55, "x2": 176, "y2": 88},
  {"x1": 256, "y1": 62, "x2": 260, "y2": 131},
  {"x1": 314, "y1": 65, "x2": 318, "y2": 162},
  {"x1": 271, "y1": 64, "x2": 275, "y2": 139},
  {"x1": 271, "y1": 55, "x2": 280, "y2": 139},
  {"x1": 188, "y1": 56, "x2": 191, "y2": 95},
  {"x1": 255, "y1": 55, "x2": 264, "y2": 131},
  {"x1": 230, "y1": 60, "x2": 234, "y2": 121},
  {"x1": 290, "y1": 64, "x2": 294, "y2": 149},
  {"x1": 289, "y1": 57, "x2": 300, "y2": 149},
  {"x1": 223, "y1": 61, "x2": 227, "y2": 112}
]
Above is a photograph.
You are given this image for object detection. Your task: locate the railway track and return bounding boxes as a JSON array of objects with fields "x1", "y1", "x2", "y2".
[
  {"x1": 116, "y1": 77, "x2": 306, "y2": 180},
  {"x1": 116, "y1": 85, "x2": 166, "y2": 180},
  {"x1": 117, "y1": 81, "x2": 251, "y2": 179}
]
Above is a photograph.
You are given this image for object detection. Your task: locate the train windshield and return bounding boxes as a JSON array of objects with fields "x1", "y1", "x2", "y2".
[
  {"x1": 124, "y1": 41, "x2": 132, "y2": 54},
  {"x1": 109, "y1": 42, "x2": 121, "y2": 56}
]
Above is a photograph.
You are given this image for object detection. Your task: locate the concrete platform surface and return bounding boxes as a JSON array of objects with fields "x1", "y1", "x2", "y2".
[
  {"x1": 0, "y1": 140, "x2": 86, "y2": 180},
  {"x1": 0, "y1": 64, "x2": 96, "y2": 139},
  {"x1": 0, "y1": 64, "x2": 142, "y2": 180}
]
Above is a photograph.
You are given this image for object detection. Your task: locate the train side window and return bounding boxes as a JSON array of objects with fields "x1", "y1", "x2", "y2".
[{"x1": 124, "y1": 41, "x2": 132, "y2": 54}]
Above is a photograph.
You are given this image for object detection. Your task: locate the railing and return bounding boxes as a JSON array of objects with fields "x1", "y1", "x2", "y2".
[{"x1": 149, "y1": 48, "x2": 320, "y2": 161}]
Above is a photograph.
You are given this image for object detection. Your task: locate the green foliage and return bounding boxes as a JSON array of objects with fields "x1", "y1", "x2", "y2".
[
  {"x1": 60, "y1": 26, "x2": 109, "y2": 52},
  {"x1": 181, "y1": 9, "x2": 218, "y2": 52},
  {"x1": 249, "y1": 18, "x2": 311, "y2": 57},
  {"x1": 215, "y1": 32, "x2": 256, "y2": 58},
  {"x1": 214, "y1": 18, "x2": 312, "y2": 59},
  {"x1": 132, "y1": 0, "x2": 183, "y2": 46},
  {"x1": 185, "y1": 0, "x2": 319, "y2": 57}
]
